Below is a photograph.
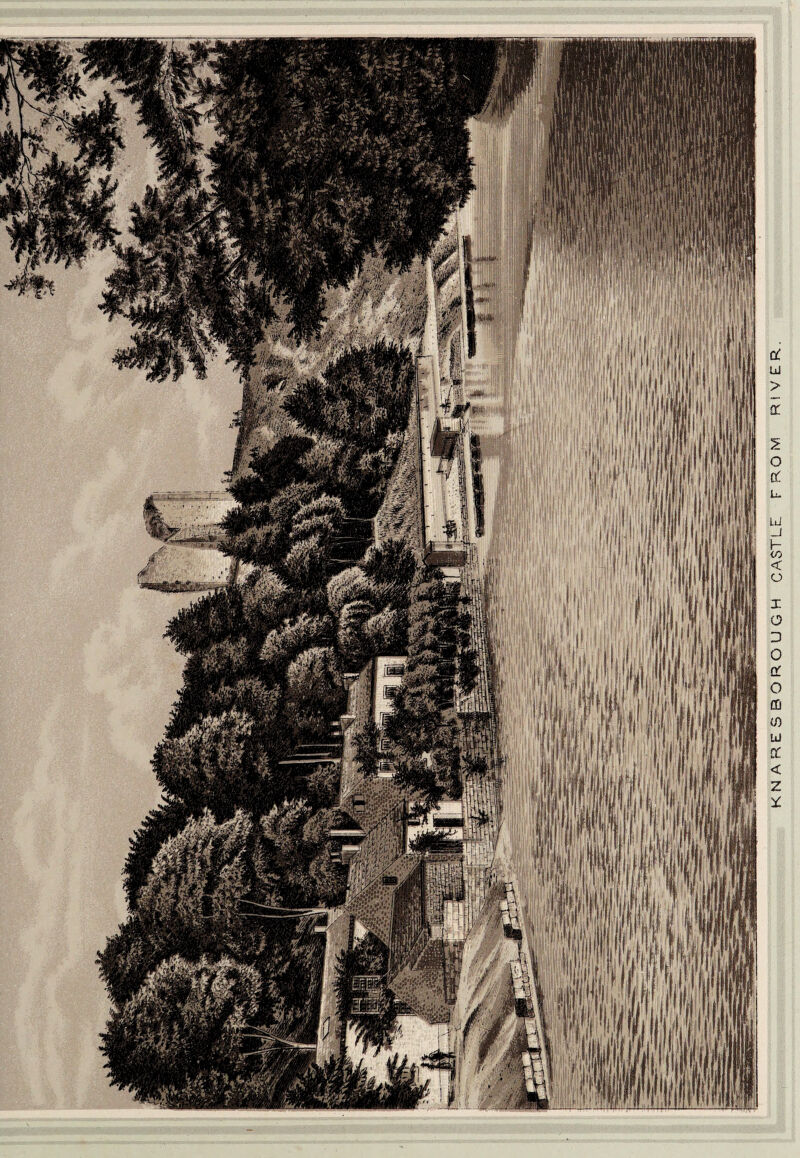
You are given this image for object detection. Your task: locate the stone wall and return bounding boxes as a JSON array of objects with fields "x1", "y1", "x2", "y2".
[
  {"x1": 137, "y1": 543, "x2": 235, "y2": 593},
  {"x1": 143, "y1": 492, "x2": 236, "y2": 540}
]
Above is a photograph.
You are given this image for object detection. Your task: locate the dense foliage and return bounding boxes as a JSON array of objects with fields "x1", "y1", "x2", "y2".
[
  {"x1": 285, "y1": 1053, "x2": 428, "y2": 1110},
  {"x1": 84, "y1": 31, "x2": 496, "y2": 1109},
  {"x1": 3, "y1": 37, "x2": 496, "y2": 380}
]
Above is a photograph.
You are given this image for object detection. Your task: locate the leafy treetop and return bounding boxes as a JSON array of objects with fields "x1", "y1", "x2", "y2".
[{"x1": 3, "y1": 37, "x2": 497, "y2": 382}]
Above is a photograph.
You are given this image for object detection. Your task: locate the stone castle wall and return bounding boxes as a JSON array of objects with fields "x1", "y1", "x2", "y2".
[
  {"x1": 143, "y1": 492, "x2": 237, "y2": 542},
  {"x1": 138, "y1": 543, "x2": 235, "y2": 593},
  {"x1": 139, "y1": 491, "x2": 238, "y2": 593}
]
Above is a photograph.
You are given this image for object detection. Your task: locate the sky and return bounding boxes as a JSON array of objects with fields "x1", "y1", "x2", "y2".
[{"x1": 0, "y1": 119, "x2": 242, "y2": 1109}]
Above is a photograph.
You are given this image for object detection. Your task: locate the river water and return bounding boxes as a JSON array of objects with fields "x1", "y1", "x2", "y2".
[{"x1": 481, "y1": 39, "x2": 756, "y2": 1108}]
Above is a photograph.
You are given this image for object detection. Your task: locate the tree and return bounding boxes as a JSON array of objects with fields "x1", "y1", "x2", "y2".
[
  {"x1": 152, "y1": 708, "x2": 275, "y2": 815},
  {"x1": 258, "y1": 798, "x2": 315, "y2": 907},
  {"x1": 285, "y1": 1053, "x2": 428, "y2": 1109},
  {"x1": 303, "y1": 761, "x2": 341, "y2": 810},
  {"x1": 306, "y1": 848, "x2": 348, "y2": 907},
  {"x1": 240, "y1": 568, "x2": 292, "y2": 634},
  {"x1": 361, "y1": 538, "x2": 418, "y2": 597},
  {"x1": 284, "y1": 341, "x2": 414, "y2": 452},
  {"x1": 221, "y1": 482, "x2": 322, "y2": 566},
  {"x1": 122, "y1": 798, "x2": 192, "y2": 908},
  {"x1": 336, "y1": 598, "x2": 376, "y2": 667},
  {"x1": 100, "y1": 954, "x2": 262, "y2": 1102},
  {"x1": 97, "y1": 915, "x2": 163, "y2": 1007},
  {"x1": 135, "y1": 810, "x2": 268, "y2": 958},
  {"x1": 164, "y1": 587, "x2": 245, "y2": 655},
  {"x1": 208, "y1": 39, "x2": 496, "y2": 342},
  {"x1": 326, "y1": 566, "x2": 376, "y2": 617},
  {"x1": 12, "y1": 38, "x2": 495, "y2": 381},
  {"x1": 280, "y1": 533, "x2": 331, "y2": 591},
  {"x1": 290, "y1": 494, "x2": 346, "y2": 543},
  {"x1": 221, "y1": 521, "x2": 286, "y2": 568},
  {"x1": 136, "y1": 810, "x2": 336, "y2": 955},
  {"x1": 0, "y1": 39, "x2": 122, "y2": 297},
  {"x1": 285, "y1": 646, "x2": 345, "y2": 740},
  {"x1": 230, "y1": 436, "x2": 314, "y2": 507},
  {"x1": 392, "y1": 755, "x2": 444, "y2": 812},
  {"x1": 362, "y1": 607, "x2": 408, "y2": 656},
  {"x1": 201, "y1": 677, "x2": 284, "y2": 747},
  {"x1": 190, "y1": 635, "x2": 254, "y2": 690},
  {"x1": 259, "y1": 612, "x2": 334, "y2": 676}
]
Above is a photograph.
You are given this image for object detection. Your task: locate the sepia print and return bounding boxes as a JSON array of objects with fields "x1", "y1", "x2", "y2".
[{"x1": 0, "y1": 32, "x2": 758, "y2": 1114}]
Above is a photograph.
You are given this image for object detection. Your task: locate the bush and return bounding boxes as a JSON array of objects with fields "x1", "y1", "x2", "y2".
[
  {"x1": 326, "y1": 567, "x2": 377, "y2": 616},
  {"x1": 259, "y1": 613, "x2": 334, "y2": 676}
]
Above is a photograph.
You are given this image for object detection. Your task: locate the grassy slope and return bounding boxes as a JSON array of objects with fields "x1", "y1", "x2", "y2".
[{"x1": 234, "y1": 254, "x2": 427, "y2": 480}]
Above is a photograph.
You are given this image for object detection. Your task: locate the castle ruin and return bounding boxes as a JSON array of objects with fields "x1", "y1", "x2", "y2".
[{"x1": 138, "y1": 491, "x2": 241, "y2": 593}]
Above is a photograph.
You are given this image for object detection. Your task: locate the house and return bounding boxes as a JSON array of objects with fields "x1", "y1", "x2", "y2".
[
  {"x1": 330, "y1": 656, "x2": 463, "y2": 862},
  {"x1": 313, "y1": 656, "x2": 468, "y2": 1106},
  {"x1": 320, "y1": 801, "x2": 464, "y2": 1106}
]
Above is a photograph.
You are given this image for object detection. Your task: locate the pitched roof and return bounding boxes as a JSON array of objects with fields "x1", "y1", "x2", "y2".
[
  {"x1": 388, "y1": 860, "x2": 426, "y2": 975},
  {"x1": 422, "y1": 853, "x2": 464, "y2": 928},
  {"x1": 345, "y1": 802, "x2": 406, "y2": 902},
  {"x1": 315, "y1": 909, "x2": 354, "y2": 1065},
  {"x1": 341, "y1": 775, "x2": 407, "y2": 839},
  {"x1": 390, "y1": 937, "x2": 450, "y2": 1024},
  {"x1": 346, "y1": 851, "x2": 420, "y2": 948},
  {"x1": 339, "y1": 661, "x2": 375, "y2": 800}
]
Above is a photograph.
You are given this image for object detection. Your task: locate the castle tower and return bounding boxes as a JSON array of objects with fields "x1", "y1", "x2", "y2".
[{"x1": 138, "y1": 491, "x2": 241, "y2": 593}]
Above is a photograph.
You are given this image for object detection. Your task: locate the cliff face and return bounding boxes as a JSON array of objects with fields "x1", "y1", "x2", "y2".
[{"x1": 233, "y1": 253, "x2": 429, "y2": 477}]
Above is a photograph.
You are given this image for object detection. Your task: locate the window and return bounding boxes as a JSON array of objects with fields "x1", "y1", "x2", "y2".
[
  {"x1": 382, "y1": 874, "x2": 398, "y2": 886},
  {"x1": 384, "y1": 663, "x2": 406, "y2": 677},
  {"x1": 380, "y1": 712, "x2": 393, "y2": 726},
  {"x1": 379, "y1": 737, "x2": 392, "y2": 753},
  {"x1": 353, "y1": 795, "x2": 365, "y2": 813},
  {"x1": 351, "y1": 975, "x2": 381, "y2": 992},
  {"x1": 321, "y1": 1017, "x2": 330, "y2": 1040},
  {"x1": 378, "y1": 759, "x2": 393, "y2": 772},
  {"x1": 350, "y1": 975, "x2": 381, "y2": 1013},
  {"x1": 383, "y1": 685, "x2": 400, "y2": 701},
  {"x1": 350, "y1": 996, "x2": 380, "y2": 1015}
]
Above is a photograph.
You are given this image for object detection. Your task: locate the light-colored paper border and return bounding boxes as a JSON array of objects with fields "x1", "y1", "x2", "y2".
[{"x1": 0, "y1": 2, "x2": 794, "y2": 1154}]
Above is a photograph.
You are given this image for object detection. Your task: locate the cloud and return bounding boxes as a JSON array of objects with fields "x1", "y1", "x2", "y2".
[
  {"x1": 83, "y1": 585, "x2": 184, "y2": 772},
  {"x1": 11, "y1": 699, "x2": 81, "y2": 1106},
  {"x1": 49, "y1": 446, "x2": 134, "y2": 585}
]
